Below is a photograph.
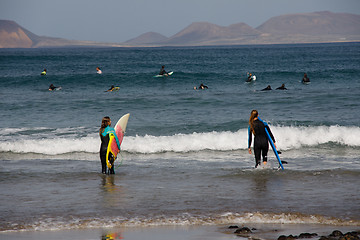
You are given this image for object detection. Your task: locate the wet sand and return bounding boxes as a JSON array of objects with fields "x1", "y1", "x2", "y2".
[{"x1": 0, "y1": 224, "x2": 359, "y2": 240}]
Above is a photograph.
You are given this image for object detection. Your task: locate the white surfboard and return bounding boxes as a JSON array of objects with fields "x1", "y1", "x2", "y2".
[{"x1": 154, "y1": 71, "x2": 173, "y2": 77}]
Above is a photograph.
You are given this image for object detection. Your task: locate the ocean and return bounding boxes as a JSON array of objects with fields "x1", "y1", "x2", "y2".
[{"x1": 0, "y1": 43, "x2": 359, "y2": 236}]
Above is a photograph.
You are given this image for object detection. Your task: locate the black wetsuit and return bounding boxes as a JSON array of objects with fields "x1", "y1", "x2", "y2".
[
  {"x1": 246, "y1": 75, "x2": 253, "y2": 82},
  {"x1": 276, "y1": 85, "x2": 287, "y2": 90},
  {"x1": 248, "y1": 119, "x2": 275, "y2": 168},
  {"x1": 302, "y1": 76, "x2": 310, "y2": 83},
  {"x1": 100, "y1": 134, "x2": 110, "y2": 174},
  {"x1": 199, "y1": 84, "x2": 208, "y2": 89},
  {"x1": 261, "y1": 86, "x2": 272, "y2": 91},
  {"x1": 159, "y1": 68, "x2": 167, "y2": 75}
]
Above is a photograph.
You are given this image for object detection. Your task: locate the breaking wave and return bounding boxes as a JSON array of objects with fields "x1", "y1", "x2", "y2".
[
  {"x1": 2, "y1": 211, "x2": 359, "y2": 232},
  {"x1": 0, "y1": 125, "x2": 359, "y2": 155}
]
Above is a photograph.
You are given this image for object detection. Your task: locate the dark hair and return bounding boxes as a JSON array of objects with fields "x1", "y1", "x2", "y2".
[
  {"x1": 99, "y1": 116, "x2": 111, "y2": 135},
  {"x1": 249, "y1": 110, "x2": 258, "y2": 135}
]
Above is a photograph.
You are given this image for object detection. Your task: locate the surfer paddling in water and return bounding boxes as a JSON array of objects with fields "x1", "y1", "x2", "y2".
[
  {"x1": 159, "y1": 65, "x2": 169, "y2": 76},
  {"x1": 248, "y1": 110, "x2": 277, "y2": 168},
  {"x1": 99, "y1": 116, "x2": 121, "y2": 174}
]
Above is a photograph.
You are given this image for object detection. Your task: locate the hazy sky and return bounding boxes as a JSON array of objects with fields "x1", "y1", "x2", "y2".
[{"x1": 1, "y1": 0, "x2": 360, "y2": 43}]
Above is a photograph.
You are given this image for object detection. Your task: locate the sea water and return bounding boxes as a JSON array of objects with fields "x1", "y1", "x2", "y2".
[{"x1": 0, "y1": 43, "x2": 359, "y2": 232}]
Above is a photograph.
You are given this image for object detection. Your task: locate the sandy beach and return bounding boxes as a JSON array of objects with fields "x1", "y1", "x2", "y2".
[{"x1": 1, "y1": 224, "x2": 359, "y2": 240}]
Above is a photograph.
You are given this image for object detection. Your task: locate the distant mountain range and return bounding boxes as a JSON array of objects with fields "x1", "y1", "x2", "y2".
[
  {"x1": 0, "y1": 20, "x2": 123, "y2": 48},
  {"x1": 1, "y1": 11, "x2": 360, "y2": 48}
]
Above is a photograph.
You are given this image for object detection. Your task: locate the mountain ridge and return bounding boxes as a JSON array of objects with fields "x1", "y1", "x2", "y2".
[
  {"x1": 124, "y1": 32, "x2": 168, "y2": 44},
  {"x1": 0, "y1": 20, "x2": 124, "y2": 48},
  {"x1": 256, "y1": 11, "x2": 360, "y2": 35},
  {"x1": 163, "y1": 22, "x2": 261, "y2": 45},
  {"x1": 125, "y1": 11, "x2": 360, "y2": 46},
  {"x1": 1, "y1": 11, "x2": 360, "y2": 48}
]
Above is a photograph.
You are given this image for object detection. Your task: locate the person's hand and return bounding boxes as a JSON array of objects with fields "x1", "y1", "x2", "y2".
[{"x1": 248, "y1": 148, "x2": 252, "y2": 154}]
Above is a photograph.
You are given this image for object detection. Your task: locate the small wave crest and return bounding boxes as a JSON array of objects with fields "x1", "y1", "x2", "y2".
[
  {"x1": 2, "y1": 212, "x2": 359, "y2": 232},
  {"x1": 0, "y1": 125, "x2": 359, "y2": 155},
  {"x1": 276, "y1": 125, "x2": 360, "y2": 150}
]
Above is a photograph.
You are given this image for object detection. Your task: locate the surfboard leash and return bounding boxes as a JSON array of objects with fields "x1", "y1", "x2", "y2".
[{"x1": 115, "y1": 151, "x2": 124, "y2": 169}]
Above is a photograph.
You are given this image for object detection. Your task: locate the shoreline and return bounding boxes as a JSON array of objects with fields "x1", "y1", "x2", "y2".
[{"x1": 1, "y1": 224, "x2": 359, "y2": 240}]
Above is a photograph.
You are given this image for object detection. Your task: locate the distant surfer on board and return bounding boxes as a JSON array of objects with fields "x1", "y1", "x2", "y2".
[
  {"x1": 99, "y1": 116, "x2": 121, "y2": 174},
  {"x1": 48, "y1": 84, "x2": 60, "y2": 91},
  {"x1": 276, "y1": 84, "x2": 287, "y2": 90},
  {"x1": 246, "y1": 72, "x2": 256, "y2": 82},
  {"x1": 302, "y1": 73, "x2": 310, "y2": 83},
  {"x1": 41, "y1": 69, "x2": 47, "y2": 75},
  {"x1": 106, "y1": 85, "x2": 115, "y2": 92},
  {"x1": 248, "y1": 110, "x2": 277, "y2": 168},
  {"x1": 159, "y1": 65, "x2": 168, "y2": 76},
  {"x1": 194, "y1": 83, "x2": 208, "y2": 90},
  {"x1": 261, "y1": 85, "x2": 272, "y2": 91},
  {"x1": 96, "y1": 67, "x2": 102, "y2": 74}
]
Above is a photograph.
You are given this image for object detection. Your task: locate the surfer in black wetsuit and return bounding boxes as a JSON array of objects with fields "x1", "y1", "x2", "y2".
[
  {"x1": 106, "y1": 85, "x2": 115, "y2": 92},
  {"x1": 200, "y1": 83, "x2": 208, "y2": 89},
  {"x1": 194, "y1": 83, "x2": 208, "y2": 90},
  {"x1": 246, "y1": 72, "x2": 256, "y2": 82},
  {"x1": 276, "y1": 84, "x2": 287, "y2": 90},
  {"x1": 248, "y1": 110, "x2": 277, "y2": 168},
  {"x1": 302, "y1": 73, "x2": 310, "y2": 83},
  {"x1": 48, "y1": 84, "x2": 57, "y2": 91},
  {"x1": 261, "y1": 85, "x2": 272, "y2": 91},
  {"x1": 99, "y1": 116, "x2": 120, "y2": 174},
  {"x1": 159, "y1": 65, "x2": 168, "y2": 76}
]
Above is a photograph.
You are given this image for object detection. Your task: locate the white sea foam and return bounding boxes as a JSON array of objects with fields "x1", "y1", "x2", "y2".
[
  {"x1": 275, "y1": 125, "x2": 360, "y2": 150},
  {"x1": 0, "y1": 125, "x2": 359, "y2": 155},
  {"x1": 3, "y1": 212, "x2": 359, "y2": 232},
  {"x1": 0, "y1": 136, "x2": 100, "y2": 155}
]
